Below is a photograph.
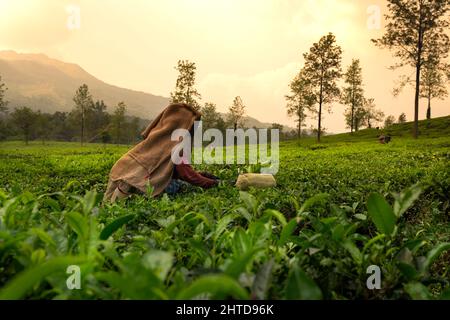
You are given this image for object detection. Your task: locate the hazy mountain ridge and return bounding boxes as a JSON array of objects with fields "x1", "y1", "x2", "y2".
[
  {"x1": 0, "y1": 50, "x2": 169, "y2": 120},
  {"x1": 0, "y1": 50, "x2": 292, "y2": 130}
]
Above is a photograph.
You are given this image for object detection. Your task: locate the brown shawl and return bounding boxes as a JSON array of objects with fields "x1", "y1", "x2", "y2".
[{"x1": 103, "y1": 103, "x2": 201, "y2": 201}]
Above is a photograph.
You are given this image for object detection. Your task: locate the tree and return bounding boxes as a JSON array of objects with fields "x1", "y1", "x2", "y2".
[
  {"x1": 36, "y1": 111, "x2": 52, "y2": 144},
  {"x1": 72, "y1": 84, "x2": 94, "y2": 145},
  {"x1": 11, "y1": 107, "x2": 36, "y2": 144},
  {"x1": 420, "y1": 59, "x2": 448, "y2": 120},
  {"x1": 170, "y1": 60, "x2": 202, "y2": 110},
  {"x1": 302, "y1": 33, "x2": 342, "y2": 142},
  {"x1": 0, "y1": 76, "x2": 8, "y2": 140},
  {"x1": 90, "y1": 100, "x2": 110, "y2": 135},
  {"x1": 285, "y1": 71, "x2": 313, "y2": 138},
  {"x1": 398, "y1": 112, "x2": 407, "y2": 123},
  {"x1": 227, "y1": 96, "x2": 246, "y2": 130},
  {"x1": 215, "y1": 117, "x2": 227, "y2": 134},
  {"x1": 50, "y1": 112, "x2": 72, "y2": 141},
  {"x1": 346, "y1": 104, "x2": 367, "y2": 132},
  {"x1": 384, "y1": 115, "x2": 396, "y2": 127},
  {"x1": 201, "y1": 102, "x2": 222, "y2": 130},
  {"x1": 271, "y1": 123, "x2": 284, "y2": 140},
  {"x1": 341, "y1": 59, "x2": 365, "y2": 133},
  {"x1": 372, "y1": 0, "x2": 450, "y2": 138},
  {"x1": 112, "y1": 101, "x2": 127, "y2": 144},
  {"x1": 363, "y1": 98, "x2": 385, "y2": 129},
  {"x1": 101, "y1": 131, "x2": 112, "y2": 145},
  {"x1": 0, "y1": 76, "x2": 8, "y2": 114},
  {"x1": 127, "y1": 116, "x2": 140, "y2": 144}
]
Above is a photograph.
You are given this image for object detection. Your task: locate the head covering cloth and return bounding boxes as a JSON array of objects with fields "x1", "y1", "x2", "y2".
[{"x1": 103, "y1": 103, "x2": 201, "y2": 201}]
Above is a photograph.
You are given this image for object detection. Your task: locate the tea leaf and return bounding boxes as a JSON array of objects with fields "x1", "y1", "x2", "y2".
[{"x1": 367, "y1": 193, "x2": 396, "y2": 235}]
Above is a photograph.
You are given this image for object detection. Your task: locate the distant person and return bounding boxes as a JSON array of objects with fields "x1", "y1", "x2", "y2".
[
  {"x1": 378, "y1": 134, "x2": 391, "y2": 144},
  {"x1": 103, "y1": 103, "x2": 218, "y2": 203}
]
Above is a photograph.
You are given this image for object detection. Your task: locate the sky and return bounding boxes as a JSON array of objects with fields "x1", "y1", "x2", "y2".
[{"x1": 0, "y1": 0, "x2": 448, "y2": 133}]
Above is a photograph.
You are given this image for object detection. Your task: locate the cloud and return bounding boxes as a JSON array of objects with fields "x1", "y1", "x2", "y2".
[{"x1": 0, "y1": 0, "x2": 448, "y2": 133}]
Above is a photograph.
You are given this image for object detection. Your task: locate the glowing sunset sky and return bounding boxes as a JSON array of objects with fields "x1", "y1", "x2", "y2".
[{"x1": 0, "y1": 0, "x2": 448, "y2": 132}]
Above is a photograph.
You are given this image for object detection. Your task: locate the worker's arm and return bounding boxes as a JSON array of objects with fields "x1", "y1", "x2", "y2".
[{"x1": 174, "y1": 163, "x2": 218, "y2": 188}]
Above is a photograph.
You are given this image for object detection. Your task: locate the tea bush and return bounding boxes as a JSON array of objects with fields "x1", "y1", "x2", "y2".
[{"x1": 0, "y1": 136, "x2": 449, "y2": 299}]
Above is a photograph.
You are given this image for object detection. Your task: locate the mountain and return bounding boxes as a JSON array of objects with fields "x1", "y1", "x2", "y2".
[
  {"x1": 0, "y1": 50, "x2": 169, "y2": 120},
  {"x1": 217, "y1": 112, "x2": 290, "y2": 131},
  {"x1": 0, "y1": 50, "x2": 293, "y2": 130}
]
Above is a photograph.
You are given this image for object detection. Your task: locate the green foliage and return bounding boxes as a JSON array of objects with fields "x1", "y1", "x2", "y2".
[
  {"x1": 11, "y1": 107, "x2": 36, "y2": 144},
  {"x1": 342, "y1": 59, "x2": 365, "y2": 132},
  {"x1": 285, "y1": 266, "x2": 323, "y2": 300},
  {"x1": 227, "y1": 96, "x2": 246, "y2": 129},
  {"x1": 302, "y1": 32, "x2": 342, "y2": 142},
  {"x1": 285, "y1": 71, "x2": 312, "y2": 138},
  {"x1": 367, "y1": 193, "x2": 397, "y2": 235},
  {"x1": 170, "y1": 60, "x2": 201, "y2": 110},
  {"x1": 0, "y1": 135, "x2": 448, "y2": 299},
  {"x1": 372, "y1": 0, "x2": 450, "y2": 138}
]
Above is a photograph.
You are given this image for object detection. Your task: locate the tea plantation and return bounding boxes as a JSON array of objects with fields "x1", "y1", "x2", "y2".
[{"x1": 0, "y1": 118, "x2": 449, "y2": 299}]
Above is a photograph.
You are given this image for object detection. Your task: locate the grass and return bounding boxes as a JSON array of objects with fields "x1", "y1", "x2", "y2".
[
  {"x1": 323, "y1": 115, "x2": 450, "y2": 142},
  {"x1": 0, "y1": 117, "x2": 449, "y2": 300}
]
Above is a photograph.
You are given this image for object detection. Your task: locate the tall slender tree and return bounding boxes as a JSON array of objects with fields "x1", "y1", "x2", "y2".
[
  {"x1": 0, "y1": 76, "x2": 8, "y2": 140},
  {"x1": 372, "y1": 0, "x2": 450, "y2": 138},
  {"x1": 112, "y1": 101, "x2": 127, "y2": 144},
  {"x1": 420, "y1": 59, "x2": 448, "y2": 120},
  {"x1": 90, "y1": 100, "x2": 110, "y2": 134},
  {"x1": 363, "y1": 98, "x2": 385, "y2": 129},
  {"x1": 11, "y1": 107, "x2": 36, "y2": 145},
  {"x1": 36, "y1": 111, "x2": 52, "y2": 144},
  {"x1": 201, "y1": 102, "x2": 222, "y2": 130},
  {"x1": 72, "y1": 84, "x2": 94, "y2": 145},
  {"x1": 302, "y1": 33, "x2": 342, "y2": 142},
  {"x1": 285, "y1": 71, "x2": 313, "y2": 138},
  {"x1": 170, "y1": 60, "x2": 202, "y2": 110},
  {"x1": 0, "y1": 76, "x2": 8, "y2": 114},
  {"x1": 341, "y1": 59, "x2": 365, "y2": 133},
  {"x1": 127, "y1": 116, "x2": 140, "y2": 145},
  {"x1": 227, "y1": 96, "x2": 246, "y2": 130}
]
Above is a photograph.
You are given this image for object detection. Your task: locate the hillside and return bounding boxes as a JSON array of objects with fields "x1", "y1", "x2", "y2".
[
  {"x1": 0, "y1": 50, "x2": 169, "y2": 120},
  {"x1": 0, "y1": 50, "x2": 290, "y2": 130},
  {"x1": 321, "y1": 116, "x2": 450, "y2": 143}
]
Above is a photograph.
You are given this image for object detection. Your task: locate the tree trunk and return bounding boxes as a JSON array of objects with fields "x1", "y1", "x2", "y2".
[
  {"x1": 318, "y1": 82, "x2": 323, "y2": 143},
  {"x1": 426, "y1": 92, "x2": 431, "y2": 120},
  {"x1": 351, "y1": 104, "x2": 354, "y2": 134},
  {"x1": 350, "y1": 89, "x2": 355, "y2": 134},
  {"x1": 413, "y1": 64, "x2": 421, "y2": 139},
  {"x1": 413, "y1": 13, "x2": 423, "y2": 139},
  {"x1": 81, "y1": 106, "x2": 85, "y2": 146},
  {"x1": 297, "y1": 119, "x2": 301, "y2": 139},
  {"x1": 318, "y1": 102, "x2": 322, "y2": 143}
]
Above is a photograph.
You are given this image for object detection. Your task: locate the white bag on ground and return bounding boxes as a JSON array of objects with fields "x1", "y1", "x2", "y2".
[{"x1": 235, "y1": 173, "x2": 276, "y2": 190}]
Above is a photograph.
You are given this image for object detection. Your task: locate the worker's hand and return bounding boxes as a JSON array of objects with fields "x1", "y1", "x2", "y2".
[{"x1": 199, "y1": 171, "x2": 220, "y2": 180}]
